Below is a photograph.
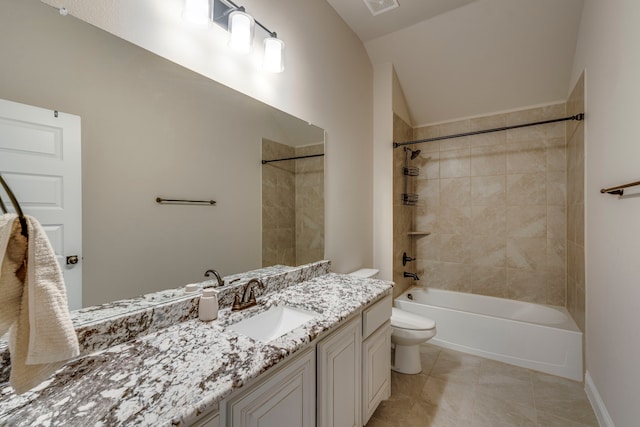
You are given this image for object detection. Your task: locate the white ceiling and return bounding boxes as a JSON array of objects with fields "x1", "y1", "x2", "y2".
[{"x1": 327, "y1": 0, "x2": 585, "y2": 125}]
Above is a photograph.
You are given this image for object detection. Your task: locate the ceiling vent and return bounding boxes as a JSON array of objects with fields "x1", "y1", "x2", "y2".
[{"x1": 363, "y1": 0, "x2": 400, "y2": 16}]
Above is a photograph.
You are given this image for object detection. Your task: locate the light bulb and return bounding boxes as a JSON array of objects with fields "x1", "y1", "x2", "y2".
[
  {"x1": 263, "y1": 36, "x2": 285, "y2": 73},
  {"x1": 228, "y1": 10, "x2": 255, "y2": 54}
]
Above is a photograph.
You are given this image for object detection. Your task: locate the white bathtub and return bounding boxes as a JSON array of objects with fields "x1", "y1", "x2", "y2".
[{"x1": 395, "y1": 287, "x2": 583, "y2": 381}]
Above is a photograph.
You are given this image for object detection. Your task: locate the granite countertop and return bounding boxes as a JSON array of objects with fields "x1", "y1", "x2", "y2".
[{"x1": 0, "y1": 272, "x2": 393, "y2": 426}]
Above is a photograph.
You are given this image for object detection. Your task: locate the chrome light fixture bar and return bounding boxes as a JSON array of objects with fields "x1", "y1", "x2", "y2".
[{"x1": 182, "y1": 0, "x2": 285, "y2": 73}]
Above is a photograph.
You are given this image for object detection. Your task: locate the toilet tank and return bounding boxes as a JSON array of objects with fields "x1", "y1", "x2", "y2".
[{"x1": 349, "y1": 268, "x2": 379, "y2": 279}]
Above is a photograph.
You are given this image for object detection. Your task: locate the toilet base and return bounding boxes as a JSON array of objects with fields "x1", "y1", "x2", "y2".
[{"x1": 392, "y1": 344, "x2": 422, "y2": 374}]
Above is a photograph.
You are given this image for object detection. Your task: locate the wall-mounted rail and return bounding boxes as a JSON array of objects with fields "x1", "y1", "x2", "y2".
[
  {"x1": 156, "y1": 197, "x2": 216, "y2": 205},
  {"x1": 600, "y1": 180, "x2": 640, "y2": 196},
  {"x1": 261, "y1": 153, "x2": 324, "y2": 164},
  {"x1": 393, "y1": 113, "x2": 585, "y2": 148}
]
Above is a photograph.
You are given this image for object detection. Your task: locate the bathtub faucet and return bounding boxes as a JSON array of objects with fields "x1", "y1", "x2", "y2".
[{"x1": 403, "y1": 272, "x2": 420, "y2": 281}]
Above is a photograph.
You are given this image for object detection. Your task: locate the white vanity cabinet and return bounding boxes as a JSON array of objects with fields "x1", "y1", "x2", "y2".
[
  {"x1": 361, "y1": 295, "x2": 392, "y2": 425},
  {"x1": 191, "y1": 294, "x2": 392, "y2": 427},
  {"x1": 225, "y1": 347, "x2": 316, "y2": 427},
  {"x1": 317, "y1": 316, "x2": 362, "y2": 427},
  {"x1": 317, "y1": 294, "x2": 392, "y2": 427}
]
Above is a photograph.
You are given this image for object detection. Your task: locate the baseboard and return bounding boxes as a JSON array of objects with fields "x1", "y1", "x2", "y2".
[{"x1": 585, "y1": 371, "x2": 614, "y2": 427}]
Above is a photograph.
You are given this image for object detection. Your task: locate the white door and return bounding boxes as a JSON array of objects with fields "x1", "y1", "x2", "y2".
[{"x1": 0, "y1": 98, "x2": 82, "y2": 309}]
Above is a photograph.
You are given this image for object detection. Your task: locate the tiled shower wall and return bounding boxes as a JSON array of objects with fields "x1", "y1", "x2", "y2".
[
  {"x1": 566, "y1": 73, "x2": 585, "y2": 331},
  {"x1": 406, "y1": 104, "x2": 568, "y2": 305},
  {"x1": 262, "y1": 139, "x2": 324, "y2": 267},
  {"x1": 393, "y1": 114, "x2": 416, "y2": 298},
  {"x1": 263, "y1": 139, "x2": 296, "y2": 266},
  {"x1": 295, "y1": 143, "x2": 325, "y2": 265}
]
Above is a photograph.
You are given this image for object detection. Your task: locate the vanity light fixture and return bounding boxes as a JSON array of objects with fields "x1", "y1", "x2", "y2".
[
  {"x1": 182, "y1": 0, "x2": 285, "y2": 73},
  {"x1": 182, "y1": 0, "x2": 211, "y2": 28}
]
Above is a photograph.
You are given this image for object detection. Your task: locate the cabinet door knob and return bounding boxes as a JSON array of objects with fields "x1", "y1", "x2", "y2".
[{"x1": 66, "y1": 255, "x2": 79, "y2": 265}]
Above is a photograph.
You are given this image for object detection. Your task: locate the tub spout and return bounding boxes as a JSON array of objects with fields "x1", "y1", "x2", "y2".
[{"x1": 404, "y1": 272, "x2": 419, "y2": 280}]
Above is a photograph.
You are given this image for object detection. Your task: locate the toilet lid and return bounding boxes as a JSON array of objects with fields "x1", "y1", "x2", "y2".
[{"x1": 391, "y1": 308, "x2": 436, "y2": 330}]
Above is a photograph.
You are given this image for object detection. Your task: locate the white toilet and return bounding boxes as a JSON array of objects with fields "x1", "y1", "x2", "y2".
[{"x1": 349, "y1": 269, "x2": 437, "y2": 375}]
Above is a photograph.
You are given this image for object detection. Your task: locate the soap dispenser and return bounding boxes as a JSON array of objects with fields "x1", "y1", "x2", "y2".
[{"x1": 199, "y1": 288, "x2": 219, "y2": 321}]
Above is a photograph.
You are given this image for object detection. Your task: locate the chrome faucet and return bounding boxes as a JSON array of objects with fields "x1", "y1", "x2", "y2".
[
  {"x1": 404, "y1": 272, "x2": 420, "y2": 280},
  {"x1": 232, "y1": 278, "x2": 265, "y2": 311},
  {"x1": 204, "y1": 269, "x2": 225, "y2": 287}
]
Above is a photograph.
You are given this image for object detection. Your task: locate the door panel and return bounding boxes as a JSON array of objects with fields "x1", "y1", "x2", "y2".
[{"x1": 0, "y1": 98, "x2": 82, "y2": 309}]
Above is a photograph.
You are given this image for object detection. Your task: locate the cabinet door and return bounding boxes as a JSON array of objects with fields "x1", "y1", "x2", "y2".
[
  {"x1": 362, "y1": 322, "x2": 391, "y2": 424},
  {"x1": 317, "y1": 316, "x2": 362, "y2": 427},
  {"x1": 227, "y1": 348, "x2": 315, "y2": 427}
]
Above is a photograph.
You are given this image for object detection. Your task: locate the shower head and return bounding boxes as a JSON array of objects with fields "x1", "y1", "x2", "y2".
[{"x1": 404, "y1": 147, "x2": 421, "y2": 160}]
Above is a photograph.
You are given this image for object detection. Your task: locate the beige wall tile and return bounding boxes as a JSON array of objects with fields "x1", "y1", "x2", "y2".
[
  {"x1": 507, "y1": 140, "x2": 547, "y2": 173},
  {"x1": 471, "y1": 145, "x2": 507, "y2": 176},
  {"x1": 546, "y1": 137, "x2": 566, "y2": 172},
  {"x1": 416, "y1": 151, "x2": 439, "y2": 179},
  {"x1": 440, "y1": 148, "x2": 470, "y2": 178},
  {"x1": 469, "y1": 235, "x2": 506, "y2": 267},
  {"x1": 547, "y1": 238, "x2": 566, "y2": 272},
  {"x1": 472, "y1": 175, "x2": 506, "y2": 205},
  {"x1": 417, "y1": 179, "x2": 439, "y2": 207},
  {"x1": 507, "y1": 173, "x2": 546, "y2": 205},
  {"x1": 547, "y1": 205, "x2": 566, "y2": 240},
  {"x1": 438, "y1": 205, "x2": 472, "y2": 235},
  {"x1": 415, "y1": 206, "x2": 438, "y2": 233},
  {"x1": 546, "y1": 269, "x2": 566, "y2": 307},
  {"x1": 471, "y1": 204, "x2": 507, "y2": 236},
  {"x1": 507, "y1": 237, "x2": 547, "y2": 270},
  {"x1": 417, "y1": 234, "x2": 439, "y2": 261},
  {"x1": 470, "y1": 266, "x2": 507, "y2": 298},
  {"x1": 470, "y1": 113, "x2": 507, "y2": 131},
  {"x1": 440, "y1": 234, "x2": 473, "y2": 263},
  {"x1": 547, "y1": 171, "x2": 566, "y2": 206},
  {"x1": 440, "y1": 177, "x2": 471, "y2": 206},
  {"x1": 507, "y1": 268, "x2": 547, "y2": 303},
  {"x1": 506, "y1": 103, "x2": 566, "y2": 126},
  {"x1": 507, "y1": 205, "x2": 547, "y2": 238}
]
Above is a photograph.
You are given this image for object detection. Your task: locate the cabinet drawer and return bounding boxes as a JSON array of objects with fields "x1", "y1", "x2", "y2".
[{"x1": 362, "y1": 294, "x2": 392, "y2": 339}]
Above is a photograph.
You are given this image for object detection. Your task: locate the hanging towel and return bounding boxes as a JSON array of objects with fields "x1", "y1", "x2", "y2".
[{"x1": 0, "y1": 213, "x2": 79, "y2": 394}]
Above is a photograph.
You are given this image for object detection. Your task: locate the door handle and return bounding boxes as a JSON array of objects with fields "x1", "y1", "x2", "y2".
[{"x1": 66, "y1": 255, "x2": 79, "y2": 265}]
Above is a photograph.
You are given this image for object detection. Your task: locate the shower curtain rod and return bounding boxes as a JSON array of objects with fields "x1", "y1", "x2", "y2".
[
  {"x1": 261, "y1": 153, "x2": 324, "y2": 164},
  {"x1": 393, "y1": 113, "x2": 584, "y2": 148}
]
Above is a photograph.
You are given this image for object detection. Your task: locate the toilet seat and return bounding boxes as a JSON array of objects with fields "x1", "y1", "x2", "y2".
[{"x1": 391, "y1": 308, "x2": 435, "y2": 331}]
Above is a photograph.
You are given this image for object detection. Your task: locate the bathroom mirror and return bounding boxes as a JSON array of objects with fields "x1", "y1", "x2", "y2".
[{"x1": 0, "y1": 0, "x2": 325, "y2": 307}]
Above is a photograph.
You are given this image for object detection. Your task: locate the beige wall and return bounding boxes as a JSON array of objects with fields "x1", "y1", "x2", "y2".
[
  {"x1": 409, "y1": 104, "x2": 567, "y2": 305},
  {"x1": 40, "y1": 0, "x2": 374, "y2": 279},
  {"x1": 2, "y1": 0, "x2": 374, "y2": 304},
  {"x1": 570, "y1": 1, "x2": 640, "y2": 424},
  {"x1": 566, "y1": 73, "x2": 585, "y2": 333},
  {"x1": 2, "y1": 0, "x2": 311, "y2": 305}
]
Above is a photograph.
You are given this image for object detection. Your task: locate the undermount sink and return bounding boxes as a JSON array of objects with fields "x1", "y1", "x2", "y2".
[{"x1": 228, "y1": 305, "x2": 319, "y2": 342}]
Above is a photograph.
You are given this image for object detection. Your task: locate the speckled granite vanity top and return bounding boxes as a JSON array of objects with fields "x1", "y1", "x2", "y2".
[{"x1": 0, "y1": 264, "x2": 393, "y2": 426}]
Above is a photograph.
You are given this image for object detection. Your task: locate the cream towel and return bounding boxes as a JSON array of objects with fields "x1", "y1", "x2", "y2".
[{"x1": 0, "y1": 214, "x2": 79, "y2": 394}]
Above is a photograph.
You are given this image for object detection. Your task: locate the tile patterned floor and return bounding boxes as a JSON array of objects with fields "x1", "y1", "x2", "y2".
[{"x1": 366, "y1": 344, "x2": 598, "y2": 427}]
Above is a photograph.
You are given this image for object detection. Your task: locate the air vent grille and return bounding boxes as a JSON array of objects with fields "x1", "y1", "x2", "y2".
[{"x1": 363, "y1": 0, "x2": 400, "y2": 16}]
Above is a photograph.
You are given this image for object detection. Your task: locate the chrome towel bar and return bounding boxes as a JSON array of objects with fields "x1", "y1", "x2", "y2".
[
  {"x1": 600, "y1": 180, "x2": 640, "y2": 196},
  {"x1": 156, "y1": 197, "x2": 216, "y2": 205}
]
